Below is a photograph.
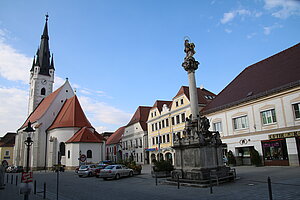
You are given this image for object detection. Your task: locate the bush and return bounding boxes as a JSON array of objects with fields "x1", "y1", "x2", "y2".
[
  {"x1": 227, "y1": 150, "x2": 236, "y2": 166},
  {"x1": 250, "y1": 149, "x2": 262, "y2": 166},
  {"x1": 153, "y1": 160, "x2": 174, "y2": 172},
  {"x1": 117, "y1": 160, "x2": 142, "y2": 173}
]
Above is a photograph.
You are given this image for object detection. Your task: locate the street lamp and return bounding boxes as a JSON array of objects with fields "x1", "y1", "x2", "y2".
[
  {"x1": 24, "y1": 121, "x2": 34, "y2": 172},
  {"x1": 23, "y1": 121, "x2": 34, "y2": 200}
]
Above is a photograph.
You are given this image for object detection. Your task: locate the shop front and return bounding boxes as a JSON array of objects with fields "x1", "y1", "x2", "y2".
[{"x1": 261, "y1": 139, "x2": 289, "y2": 166}]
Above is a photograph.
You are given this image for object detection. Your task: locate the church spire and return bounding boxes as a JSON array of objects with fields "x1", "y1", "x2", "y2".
[{"x1": 36, "y1": 14, "x2": 51, "y2": 76}]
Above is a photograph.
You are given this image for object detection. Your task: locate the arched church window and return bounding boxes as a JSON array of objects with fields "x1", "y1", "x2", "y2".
[
  {"x1": 87, "y1": 150, "x2": 92, "y2": 158},
  {"x1": 41, "y1": 88, "x2": 46, "y2": 95},
  {"x1": 59, "y1": 142, "x2": 66, "y2": 156}
]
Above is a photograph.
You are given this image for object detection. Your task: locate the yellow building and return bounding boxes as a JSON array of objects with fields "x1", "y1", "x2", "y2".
[
  {"x1": 0, "y1": 133, "x2": 16, "y2": 166},
  {"x1": 146, "y1": 86, "x2": 216, "y2": 164}
]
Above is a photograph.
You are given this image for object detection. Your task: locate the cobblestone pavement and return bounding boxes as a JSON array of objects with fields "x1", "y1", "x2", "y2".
[{"x1": 1, "y1": 165, "x2": 299, "y2": 200}]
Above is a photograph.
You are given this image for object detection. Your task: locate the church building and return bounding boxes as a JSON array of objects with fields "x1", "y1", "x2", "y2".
[{"x1": 13, "y1": 16, "x2": 105, "y2": 170}]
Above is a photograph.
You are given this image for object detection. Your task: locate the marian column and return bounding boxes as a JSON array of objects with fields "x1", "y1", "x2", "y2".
[{"x1": 182, "y1": 40, "x2": 199, "y2": 121}]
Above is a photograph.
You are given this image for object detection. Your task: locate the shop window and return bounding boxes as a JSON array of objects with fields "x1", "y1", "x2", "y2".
[
  {"x1": 262, "y1": 139, "x2": 288, "y2": 161},
  {"x1": 233, "y1": 116, "x2": 248, "y2": 130},
  {"x1": 261, "y1": 109, "x2": 277, "y2": 125},
  {"x1": 293, "y1": 103, "x2": 300, "y2": 119},
  {"x1": 213, "y1": 122, "x2": 223, "y2": 133},
  {"x1": 87, "y1": 150, "x2": 92, "y2": 158}
]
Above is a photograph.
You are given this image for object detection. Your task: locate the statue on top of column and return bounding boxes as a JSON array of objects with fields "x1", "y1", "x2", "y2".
[
  {"x1": 182, "y1": 39, "x2": 199, "y2": 72},
  {"x1": 184, "y1": 39, "x2": 196, "y2": 59}
]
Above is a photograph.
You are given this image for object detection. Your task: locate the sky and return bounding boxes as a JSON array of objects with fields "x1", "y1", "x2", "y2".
[{"x1": 0, "y1": 0, "x2": 299, "y2": 137}]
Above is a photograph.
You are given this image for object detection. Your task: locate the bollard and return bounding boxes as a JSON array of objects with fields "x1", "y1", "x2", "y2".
[
  {"x1": 11, "y1": 174, "x2": 13, "y2": 184},
  {"x1": 155, "y1": 173, "x2": 157, "y2": 186},
  {"x1": 34, "y1": 180, "x2": 37, "y2": 194},
  {"x1": 268, "y1": 177, "x2": 273, "y2": 200},
  {"x1": 16, "y1": 175, "x2": 18, "y2": 186},
  {"x1": 177, "y1": 175, "x2": 180, "y2": 189},
  {"x1": 43, "y1": 182, "x2": 46, "y2": 199},
  {"x1": 209, "y1": 177, "x2": 213, "y2": 194}
]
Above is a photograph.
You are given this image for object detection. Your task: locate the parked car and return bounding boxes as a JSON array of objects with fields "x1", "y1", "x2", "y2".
[
  {"x1": 95, "y1": 164, "x2": 109, "y2": 178},
  {"x1": 99, "y1": 164, "x2": 134, "y2": 180},
  {"x1": 78, "y1": 164, "x2": 97, "y2": 177},
  {"x1": 99, "y1": 160, "x2": 114, "y2": 165},
  {"x1": 75, "y1": 167, "x2": 79, "y2": 173}
]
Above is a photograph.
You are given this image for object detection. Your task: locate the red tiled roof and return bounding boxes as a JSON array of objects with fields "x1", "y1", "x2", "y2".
[
  {"x1": 106, "y1": 126, "x2": 125, "y2": 145},
  {"x1": 173, "y1": 86, "x2": 216, "y2": 104},
  {"x1": 151, "y1": 100, "x2": 172, "y2": 112},
  {"x1": 203, "y1": 43, "x2": 300, "y2": 113},
  {"x1": 0, "y1": 133, "x2": 16, "y2": 147},
  {"x1": 66, "y1": 127, "x2": 103, "y2": 143},
  {"x1": 20, "y1": 86, "x2": 63, "y2": 129},
  {"x1": 126, "y1": 106, "x2": 151, "y2": 131},
  {"x1": 48, "y1": 95, "x2": 92, "y2": 130}
]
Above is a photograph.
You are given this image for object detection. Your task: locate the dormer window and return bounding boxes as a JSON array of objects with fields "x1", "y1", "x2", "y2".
[
  {"x1": 176, "y1": 101, "x2": 179, "y2": 107},
  {"x1": 181, "y1": 99, "x2": 184, "y2": 105}
]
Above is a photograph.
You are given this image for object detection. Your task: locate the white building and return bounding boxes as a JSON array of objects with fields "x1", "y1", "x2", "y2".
[
  {"x1": 122, "y1": 106, "x2": 151, "y2": 165},
  {"x1": 105, "y1": 126, "x2": 125, "y2": 163},
  {"x1": 203, "y1": 43, "x2": 300, "y2": 166},
  {"x1": 13, "y1": 16, "x2": 105, "y2": 170}
]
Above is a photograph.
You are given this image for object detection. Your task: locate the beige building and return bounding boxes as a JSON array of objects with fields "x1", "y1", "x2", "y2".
[
  {"x1": 0, "y1": 133, "x2": 16, "y2": 166},
  {"x1": 146, "y1": 86, "x2": 216, "y2": 164},
  {"x1": 203, "y1": 43, "x2": 300, "y2": 166}
]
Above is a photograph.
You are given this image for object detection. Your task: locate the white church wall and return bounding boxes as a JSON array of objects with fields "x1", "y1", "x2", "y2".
[{"x1": 79, "y1": 143, "x2": 103, "y2": 164}]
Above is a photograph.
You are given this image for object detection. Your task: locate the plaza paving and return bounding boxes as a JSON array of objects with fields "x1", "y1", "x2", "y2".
[{"x1": 0, "y1": 165, "x2": 299, "y2": 200}]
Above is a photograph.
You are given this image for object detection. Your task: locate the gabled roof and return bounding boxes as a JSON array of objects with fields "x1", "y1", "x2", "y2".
[
  {"x1": 0, "y1": 132, "x2": 16, "y2": 147},
  {"x1": 203, "y1": 43, "x2": 300, "y2": 114},
  {"x1": 20, "y1": 85, "x2": 63, "y2": 129},
  {"x1": 173, "y1": 86, "x2": 216, "y2": 104},
  {"x1": 126, "y1": 106, "x2": 151, "y2": 131},
  {"x1": 106, "y1": 126, "x2": 125, "y2": 145},
  {"x1": 66, "y1": 127, "x2": 103, "y2": 143},
  {"x1": 48, "y1": 95, "x2": 92, "y2": 130},
  {"x1": 151, "y1": 100, "x2": 172, "y2": 112}
]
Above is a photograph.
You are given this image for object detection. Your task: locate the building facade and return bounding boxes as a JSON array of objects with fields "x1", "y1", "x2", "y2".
[
  {"x1": 147, "y1": 86, "x2": 216, "y2": 164},
  {"x1": 0, "y1": 133, "x2": 16, "y2": 166},
  {"x1": 122, "y1": 106, "x2": 151, "y2": 165},
  {"x1": 105, "y1": 126, "x2": 125, "y2": 163},
  {"x1": 203, "y1": 43, "x2": 300, "y2": 166}
]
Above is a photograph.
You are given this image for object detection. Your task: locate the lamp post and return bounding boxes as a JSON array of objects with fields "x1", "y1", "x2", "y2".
[{"x1": 23, "y1": 121, "x2": 34, "y2": 200}]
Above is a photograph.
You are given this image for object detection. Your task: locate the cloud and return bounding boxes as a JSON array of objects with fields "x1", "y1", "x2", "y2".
[
  {"x1": 221, "y1": 12, "x2": 236, "y2": 24},
  {"x1": 263, "y1": 24, "x2": 283, "y2": 35},
  {"x1": 78, "y1": 95, "x2": 132, "y2": 128},
  {"x1": 225, "y1": 29, "x2": 232, "y2": 33},
  {"x1": 0, "y1": 31, "x2": 32, "y2": 84},
  {"x1": 0, "y1": 87, "x2": 28, "y2": 135},
  {"x1": 264, "y1": 0, "x2": 300, "y2": 19},
  {"x1": 247, "y1": 32, "x2": 257, "y2": 39}
]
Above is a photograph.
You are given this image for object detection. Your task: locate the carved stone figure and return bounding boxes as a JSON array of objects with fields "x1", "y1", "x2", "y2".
[{"x1": 184, "y1": 39, "x2": 196, "y2": 59}]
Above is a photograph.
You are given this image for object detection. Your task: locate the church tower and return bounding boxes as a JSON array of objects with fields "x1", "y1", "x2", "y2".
[{"x1": 28, "y1": 15, "x2": 55, "y2": 115}]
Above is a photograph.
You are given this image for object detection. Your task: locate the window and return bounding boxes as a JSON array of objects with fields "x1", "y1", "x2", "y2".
[
  {"x1": 155, "y1": 123, "x2": 158, "y2": 130},
  {"x1": 5, "y1": 150, "x2": 9, "y2": 156},
  {"x1": 167, "y1": 134, "x2": 170, "y2": 143},
  {"x1": 176, "y1": 115, "x2": 180, "y2": 124},
  {"x1": 59, "y1": 142, "x2": 65, "y2": 156},
  {"x1": 163, "y1": 135, "x2": 166, "y2": 143},
  {"x1": 162, "y1": 120, "x2": 165, "y2": 128},
  {"x1": 213, "y1": 122, "x2": 222, "y2": 133},
  {"x1": 171, "y1": 117, "x2": 175, "y2": 125},
  {"x1": 156, "y1": 137, "x2": 159, "y2": 144},
  {"x1": 181, "y1": 113, "x2": 186, "y2": 123},
  {"x1": 293, "y1": 103, "x2": 300, "y2": 119},
  {"x1": 181, "y1": 99, "x2": 184, "y2": 105},
  {"x1": 151, "y1": 113, "x2": 153, "y2": 118},
  {"x1": 68, "y1": 150, "x2": 70, "y2": 159},
  {"x1": 152, "y1": 137, "x2": 155, "y2": 145},
  {"x1": 154, "y1": 111, "x2": 156, "y2": 116},
  {"x1": 152, "y1": 124, "x2": 154, "y2": 132},
  {"x1": 176, "y1": 101, "x2": 179, "y2": 107},
  {"x1": 41, "y1": 88, "x2": 46, "y2": 95},
  {"x1": 233, "y1": 116, "x2": 248, "y2": 130},
  {"x1": 141, "y1": 153, "x2": 143, "y2": 162},
  {"x1": 159, "y1": 122, "x2": 161, "y2": 129},
  {"x1": 166, "y1": 119, "x2": 169, "y2": 127},
  {"x1": 261, "y1": 109, "x2": 277, "y2": 125},
  {"x1": 140, "y1": 139, "x2": 142, "y2": 147},
  {"x1": 87, "y1": 150, "x2": 92, "y2": 158}
]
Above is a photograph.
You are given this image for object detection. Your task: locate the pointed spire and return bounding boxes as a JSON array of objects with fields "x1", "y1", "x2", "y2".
[
  {"x1": 30, "y1": 56, "x2": 35, "y2": 72},
  {"x1": 41, "y1": 14, "x2": 49, "y2": 40}
]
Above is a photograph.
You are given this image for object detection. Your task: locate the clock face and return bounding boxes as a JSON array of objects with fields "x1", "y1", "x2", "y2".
[{"x1": 41, "y1": 79, "x2": 47, "y2": 85}]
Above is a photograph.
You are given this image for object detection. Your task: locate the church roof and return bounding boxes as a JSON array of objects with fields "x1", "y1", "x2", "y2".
[
  {"x1": 20, "y1": 85, "x2": 63, "y2": 129},
  {"x1": 173, "y1": 86, "x2": 216, "y2": 105},
  {"x1": 66, "y1": 127, "x2": 104, "y2": 143},
  {"x1": 106, "y1": 126, "x2": 125, "y2": 145},
  {"x1": 126, "y1": 106, "x2": 151, "y2": 131},
  {"x1": 48, "y1": 95, "x2": 92, "y2": 130},
  {"x1": 203, "y1": 43, "x2": 300, "y2": 114}
]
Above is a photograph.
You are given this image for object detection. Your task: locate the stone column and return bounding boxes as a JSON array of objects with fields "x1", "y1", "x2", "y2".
[{"x1": 187, "y1": 70, "x2": 199, "y2": 120}]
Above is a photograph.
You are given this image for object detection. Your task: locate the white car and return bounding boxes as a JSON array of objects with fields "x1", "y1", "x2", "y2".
[{"x1": 99, "y1": 164, "x2": 133, "y2": 180}]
